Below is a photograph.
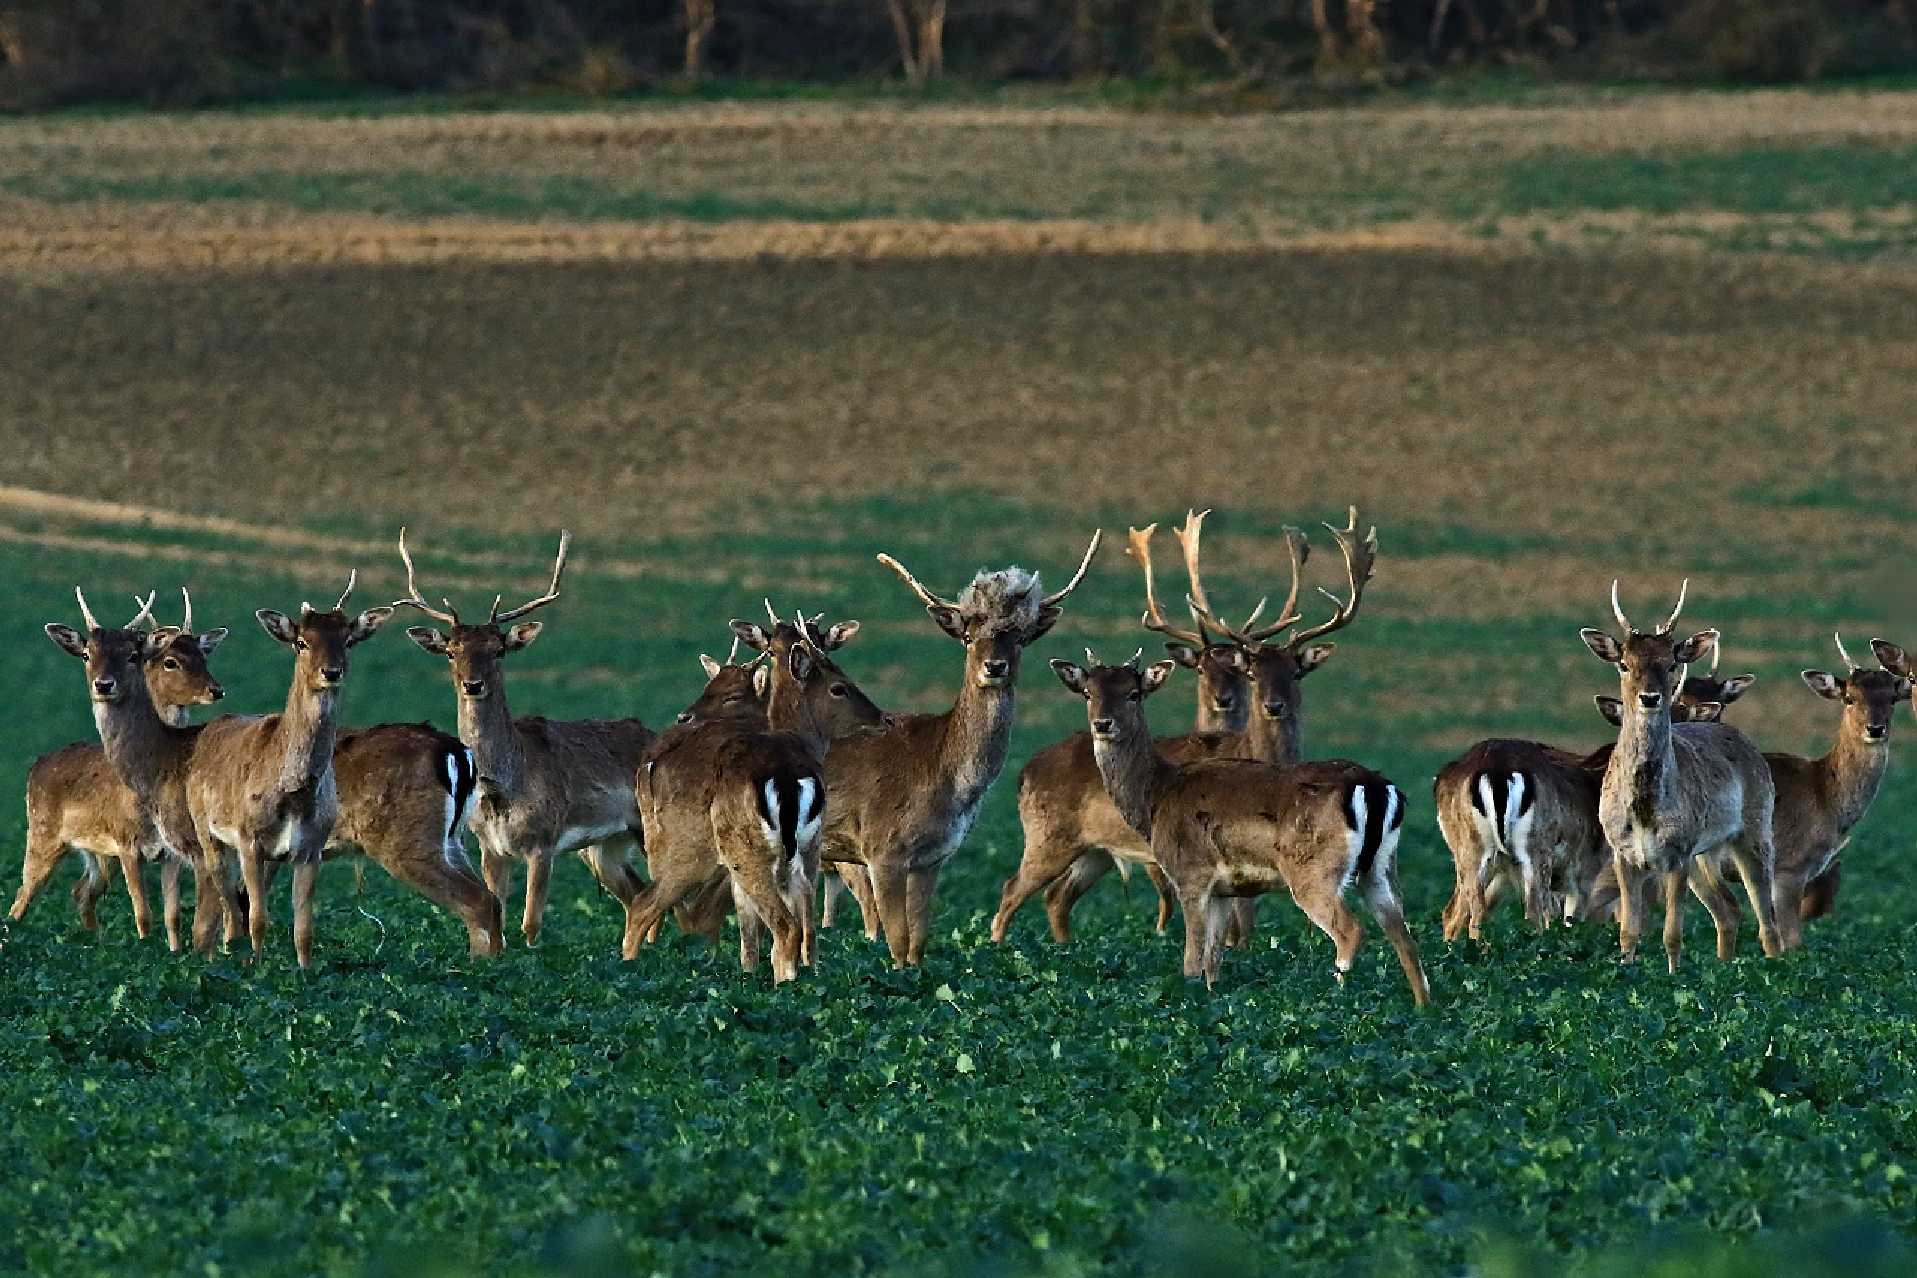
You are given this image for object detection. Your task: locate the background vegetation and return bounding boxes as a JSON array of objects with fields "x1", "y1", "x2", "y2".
[
  {"x1": 2, "y1": 0, "x2": 1917, "y2": 111},
  {"x1": 1, "y1": 82, "x2": 1915, "y2": 1276}
]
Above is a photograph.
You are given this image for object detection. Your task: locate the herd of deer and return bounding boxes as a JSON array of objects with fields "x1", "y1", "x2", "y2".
[{"x1": 13, "y1": 512, "x2": 1911, "y2": 1006}]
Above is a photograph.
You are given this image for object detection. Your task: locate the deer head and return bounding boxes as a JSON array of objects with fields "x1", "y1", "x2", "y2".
[
  {"x1": 45, "y1": 588, "x2": 161, "y2": 705},
  {"x1": 1580, "y1": 580, "x2": 1718, "y2": 715},
  {"x1": 257, "y1": 570, "x2": 393, "y2": 692},
  {"x1": 143, "y1": 587, "x2": 228, "y2": 710},
  {"x1": 1803, "y1": 633, "x2": 1912, "y2": 746},
  {"x1": 878, "y1": 530, "x2": 1101, "y2": 691},
  {"x1": 729, "y1": 602, "x2": 886, "y2": 737},
  {"x1": 395, "y1": 529, "x2": 567, "y2": 701},
  {"x1": 1129, "y1": 511, "x2": 1254, "y2": 723},
  {"x1": 1050, "y1": 648, "x2": 1174, "y2": 743}
]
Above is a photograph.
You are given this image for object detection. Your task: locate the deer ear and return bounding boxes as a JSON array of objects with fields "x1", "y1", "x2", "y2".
[
  {"x1": 1685, "y1": 701, "x2": 1724, "y2": 723},
  {"x1": 928, "y1": 605, "x2": 967, "y2": 642},
  {"x1": 729, "y1": 620, "x2": 772, "y2": 654},
  {"x1": 1718, "y1": 673, "x2": 1756, "y2": 703},
  {"x1": 1296, "y1": 643, "x2": 1336, "y2": 675},
  {"x1": 406, "y1": 626, "x2": 451, "y2": 656},
  {"x1": 751, "y1": 664, "x2": 771, "y2": 699},
  {"x1": 1580, "y1": 629, "x2": 1623, "y2": 664},
  {"x1": 1024, "y1": 607, "x2": 1062, "y2": 645},
  {"x1": 1672, "y1": 629, "x2": 1718, "y2": 666},
  {"x1": 1164, "y1": 643, "x2": 1201, "y2": 669},
  {"x1": 1593, "y1": 694, "x2": 1625, "y2": 728},
  {"x1": 198, "y1": 627, "x2": 230, "y2": 655},
  {"x1": 787, "y1": 643, "x2": 815, "y2": 683},
  {"x1": 1801, "y1": 670, "x2": 1844, "y2": 700},
  {"x1": 700, "y1": 654, "x2": 723, "y2": 680},
  {"x1": 820, "y1": 621, "x2": 860, "y2": 650},
  {"x1": 1872, "y1": 638, "x2": 1911, "y2": 678},
  {"x1": 347, "y1": 605, "x2": 394, "y2": 647},
  {"x1": 45, "y1": 623, "x2": 88, "y2": 659},
  {"x1": 1140, "y1": 660, "x2": 1176, "y2": 696},
  {"x1": 256, "y1": 609, "x2": 299, "y2": 646},
  {"x1": 1050, "y1": 659, "x2": 1088, "y2": 697},
  {"x1": 502, "y1": 621, "x2": 543, "y2": 652}
]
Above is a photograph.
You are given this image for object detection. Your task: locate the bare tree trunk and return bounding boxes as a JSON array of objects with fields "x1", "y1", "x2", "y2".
[
  {"x1": 683, "y1": 0, "x2": 716, "y2": 80},
  {"x1": 884, "y1": 0, "x2": 925, "y2": 83}
]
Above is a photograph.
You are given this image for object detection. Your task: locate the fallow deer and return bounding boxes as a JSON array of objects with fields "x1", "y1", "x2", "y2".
[
  {"x1": 624, "y1": 614, "x2": 858, "y2": 980},
  {"x1": 185, "y1": 572, "x2": 393, "y2": 967},
  {"x1": 997, "y1": 510, "x2": 1374, "y2": 946},
  {"x1": 1051, "y1": 653, "x2": 1428, "y2": 1004},
  {"x1": 395, "y1": 529, "x2": 653, "y2": 946},
  {"x1": 818, "y1": 531, "x2": 1101, "y2": 966},
  {"x1": 1581, "y1": 581, "x2": 1781, "y2": 969},
  {"x1": 20, "y1": 591, "x2": 226, "y2": 949}
]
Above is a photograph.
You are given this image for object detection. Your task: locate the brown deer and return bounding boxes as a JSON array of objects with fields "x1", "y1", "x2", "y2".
[
  {"x1": 1580, "y1": 581, "x2": 1782, "y2": 969},
  {"x1": 184, "y1": 573, "x2": 393, "y2": 967},
  {"x1": 818, "y1": 531, "x2": 1101, "y2": 966},
  {"x1": 998, "y1": 510, "x2": 1374, "y2": 946},
  {"x1": 395, "y1": 529, "x2": 653, "y2": 946},
  {"x1": 1051, "y1": 652, "x2": 1428, "y2": 1004},
  {"x1": 623, "y1": 614, "x2": 857, "y2": 980},
  {"x1": 21, "y1": 591, "x2": 226, "y2": 948}
]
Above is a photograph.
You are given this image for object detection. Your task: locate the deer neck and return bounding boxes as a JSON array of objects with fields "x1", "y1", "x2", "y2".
[
  {"x1": 1610, "y1": 700, "x2": 1676, "y2": 822},
  {"x1": 765, "y1": 684, "x2": 828, "y2": 758},
  {"x1": 459, "y1": 685, "x2": 525, "y2": 799},
  {"x1": 1237, "y1": 707, "x2": 1300, "y2": 766},
  {"x1": 268, "y1": 676, "x2": 340, "y2": 797},
  {"x1": 94, "y1": 680, "x2": 188, "y2": 806},
  {"x1": 1820, "y1": 728, "x2": 1890, "y2": 831},
  {"x1": 157, "y1": 703, "x2": 191, "y2": 730},
  {"x1": 936, "y1": 676, "x2": 1017, "y2": 809},
  {"x1": 1092, "y1": 719, "x2": 1175, "y2": 839}
]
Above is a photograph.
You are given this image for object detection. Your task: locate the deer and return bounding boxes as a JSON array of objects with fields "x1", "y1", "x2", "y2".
[
  {"x1": 19, "y1": 590, "x2": 227, "y2": 950},
  {"x1": 1438, "y1": 661, "x2": 1748, "y2": 943},
  {"x1": 1051, "y1": 651, "x2": 1429, "y2": 1004},
  {"x1": 183, "y1": 572, "x2": 393, "y2": 968},
  {"x1": 46, "y1": 589, "x2": 250, "y2": 956},
  {"x1": 816, "y1": 531, "x2": 1101, "y2": 966},
  {"x1": 394, "y1": 529, "x2": 653, "y2": 947},
  {"x1": 623, "y1": 613, "x2": 863, "y2": 980},
  {"x1": 1580, "y1": 580, "x2": 1782, "y2": 969}
]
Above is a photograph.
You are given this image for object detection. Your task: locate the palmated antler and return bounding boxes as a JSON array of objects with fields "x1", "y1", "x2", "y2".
[
  {"x1": 492, "y1": 531, "x2": 571, "y2": 624},
  {"x1": 394, "y1": 527, "x2": 461, "y2": 626},
  {"x1": 1129, "y1": 522, "x2": 1204, "y2": 647},
  {"x1": 1284, "y1": 507, "x2": 1376, "y2": 650}
]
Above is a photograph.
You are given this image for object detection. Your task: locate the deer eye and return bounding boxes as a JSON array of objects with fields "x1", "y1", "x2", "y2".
[
  {"x1": 829, "y1": 683, "x2": 848, "y2": 698},
  {"x1": 1127, "y1": 689, "x2": 1142, "y2": 702},
  {"x1": 162, "y1": 658, "x2": 179, "y2": 670}
]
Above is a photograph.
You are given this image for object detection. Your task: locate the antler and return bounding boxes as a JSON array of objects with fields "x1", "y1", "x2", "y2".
[
  {"x1": 128, "y1": 591, "x2": 156, "y2": 628},
  {"x1": 1709, "y1": 634, "x2": 1720, "y2": 676},
  {"x1": 180, "y1": 586, "x2": 195, "y2": 634},
  {"x1": 1285, "y1": 507, "x2": 1377, "y2": 650},
  {"x1": 74, "y1": 587, "x2": 100, "y2": 631},
  {"x1": 1040, "y1": 529, "x2": 1102, "y2": 607},
  {"x1": 335, "y1": 569, "x2": 357, "y2": 613},
  {"x1": 1834, "y1": 631, "x2": 1860, "y2": 674},
  {"x1": 1658, "y1": 579, "x2": 1689, "y2": 635},
  {"x1": 491, "y1": 531, "x2": 571, "y2": 625},
  {"x1": 1243, "y1": 525, "x2": 1310, "y2": 642},
  {"x1": 1610, "y1": 580, "x2": 1632, "y2": 633},
  {"x1": 393, "y1": 527, "x2": 461, "y2": 626},
  {"x1": 1128, "y1": 522, "x2": 1205, "y2": 647},
  {"x1": 876, "y1": 552, "x2": 958, "y2": 611}
]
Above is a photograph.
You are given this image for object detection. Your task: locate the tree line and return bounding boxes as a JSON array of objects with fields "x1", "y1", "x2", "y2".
[{"x1": 2, "y1": 0, "x2": 1912, "y2": 109}]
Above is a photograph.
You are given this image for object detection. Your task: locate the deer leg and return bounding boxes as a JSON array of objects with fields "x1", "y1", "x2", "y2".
[
  {"x1": 291, "y1": 860, "x2": 318, "y2": 970},
  {"x1": 671, "y1": 874, "x2": 731, "y2": 943},
  {"x1": 1801, "y1": 856, "x2": 1840, "y2": 921},
  {"x1": 836, "y1": 863, "x2": 881, "y2": 940},
  {"x1": 727, "y1": 857, "x2": 802, "y2": 983},
  {"x1": 10, "y1": 830, "x2": 66, "y2": 923},
  {"x1": 1579, "y1": 858, "x2": 1620, "y2": 925},
  {"x1": 621, "y1": 852, "x2": 715, "y2": 961},
  {"x1": 1686, "y1": 856, "x2": 1740, "y2": 959},
  {"x1": 238, "y1": 848, "x2": 271, "y2": 959},
  {"x1": 1223, "y1": 898, "x2": 1259, "y2": 950},
  {"x1": 1146, "y1": 863, "x2": 1176, "y2": 934},
  {"x1": 1611, "y1": 854, "x2": 1647, "y2": 963},
  {"x1": 1178, "y1": 885, "x2": 1212, "y2": 981},
  {"x1": 991, "y1": 849, "x2": 1070, "y2": 944},
  {"x1": 1660, "y1": 867, "x2": 1687, "y2": 973},
  {"x1": 732, "y1": 876, "x2": 765, "y2": 973},
  {"x1": 1293, "y1": 885, "x2": 1365, "y2": 992},
  {"x1": 1771, "y1": 868, "x2": 1808, "y2": 952},
  {"x1": 119, "y1": 852, "x2": 153, "y2": 939},
  {"x1": 869, "y1": 861, "x2": 912, "y2": 966},
  {"x1": 583, "y1": 838, "x2": 645, "y2": 907},
  {"x1": 1041, "y1": 850, "x2": 1114, "y2": 944},
  {"x1": 520, "y1": 851, "x2": 554, "y2": 946},
  {"x1": 903, "y1": 865, "x2": 943, "y2": 966},
  {"x1": 1362, "y1": 865, "x2": 1431, "y2": 1007},
  {"x1": 376, "y1": 838, "x2": 505, "y2": 957},
  {"x1": 352, "y1": 857, "x2": 365, "y2": 896},
  {"x1": 162, "y1": 855, "x2": 184, "y2": 952},
  {"x1": 71, "y1": 852, "x2": 109, "y2": 931},
  {"x1": 821, "y1": 871, "x2": 846, "y2": 930},
  {"x1": 1200, "y1": 895, "x2": 1234, "y2": 986},
  {"x1": 1724, "y1": 836, "x2": 1782, "y2": 958}
]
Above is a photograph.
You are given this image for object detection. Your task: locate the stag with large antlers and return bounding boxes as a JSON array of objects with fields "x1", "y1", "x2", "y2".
[
  {"x1": 996, "y1": 510, "x2": 1375, "y2": 945},
  {"x1": 1581, "y1": 581, "x2": 1781, "y2": 968},
  {"x1": 1051, "y1": 651, "x2": 1428, "y2": 1003},
  {"x1": 395, "y1": 530, "x2": 652, "y2": 947},
  {"x1": 815, "y1": 532, "x2": 1100, "y2": 966},
  {"x1": 182, "y1": 572, "x2": 392, "y2": 967},
  {"x1": 23, "y1": 591, "x2": 228, "y2": 949}
]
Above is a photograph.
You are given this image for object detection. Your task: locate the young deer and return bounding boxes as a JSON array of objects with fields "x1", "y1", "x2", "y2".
[
  {"x1": 818, "y1": 531, "x2": 1101, "y2": 966},
  {"x1": 395, "y1": 530, "x2": 653, "y2": 946},
  {"x1": 21, "y1": 591, "x2": 226, "y2": 948},
  {"x1": 624, "y1": 615, "x2": 857, "y2": 980},
  {"x1": 999, "y1": 510, "x2": 1373, "y2": 945},
  {"x1": 1581, "y1": 581, "x2": 1782, "y2": 969},
  {"x1": 1051, "y1": 653, "x2": 1428, "y2": 1004},
  {"x1": 1438, "y1": 672, "x2": 1743, "y2": 943},
  {"x1": 185, "y1": 573, "x2": 392, "y2": 968}
]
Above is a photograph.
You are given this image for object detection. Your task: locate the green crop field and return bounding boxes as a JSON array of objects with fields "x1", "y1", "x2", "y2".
[{"x1": 1, "y1": 85, "x2": 1915, "y2": 1278}]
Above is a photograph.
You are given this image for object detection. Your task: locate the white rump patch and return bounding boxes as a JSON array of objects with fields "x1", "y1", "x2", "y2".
[
  {"x1": 1340, "y1": 785, "x2": 1368, "y2": 896},
  {"x1": 794, "y1": 777, "x2": 823, "y2": 853}
]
